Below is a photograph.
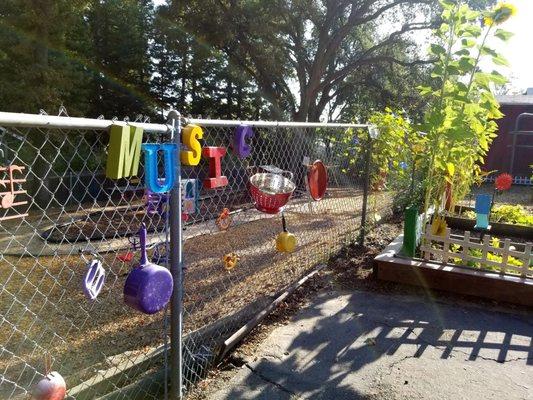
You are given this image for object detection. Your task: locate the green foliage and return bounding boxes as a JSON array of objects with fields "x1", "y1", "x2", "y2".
[
  {"x1": 491, "y1": 205, "x2": 533, "y2": 227},
  {"x1": 450, "y1": 236, "x2": 525, "y2": 272},
  {"x1": 150, "y1": 3, "x2": 267, "y2": 119},
  {"x1": 170, "y1": 0, "x2": 454, "y2": 121},
  {"x1": 87, "y1": 0, "x2": 155, "y2": 118},
  {"x1": 420, "y1": 0, "x2": 513, "y2": 216},
  {"x1": 344, "y1": 109, "x2": 427, "y2": 211},
  {"x1": 0, "y1": 0, "x2": 92, "y2": 115},
  {"x1": 462, "y1": 205, "x2": 532, "y2": 226}
]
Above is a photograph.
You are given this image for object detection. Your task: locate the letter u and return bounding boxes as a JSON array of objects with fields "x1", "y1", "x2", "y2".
[{"x1": 142, "y1": 143, "x2": 178, "y2": 193}]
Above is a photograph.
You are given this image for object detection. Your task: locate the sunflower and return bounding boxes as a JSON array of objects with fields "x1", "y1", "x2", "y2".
[{"x1": 484, "y1": 2, "x2": 517, "y2": 26}]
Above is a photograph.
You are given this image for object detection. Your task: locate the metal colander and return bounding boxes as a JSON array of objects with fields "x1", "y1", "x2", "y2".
[{"x1": 249, "y1": 172, "x2": 296, "y2": 213}]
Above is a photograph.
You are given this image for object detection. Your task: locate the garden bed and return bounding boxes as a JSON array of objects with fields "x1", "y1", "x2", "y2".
[
  {"x1": 445, "y1": 205, "x2": 533, "y2": 240},
  {"x1": 375, "y1": 233, "x2": 533, "y2": 307}
]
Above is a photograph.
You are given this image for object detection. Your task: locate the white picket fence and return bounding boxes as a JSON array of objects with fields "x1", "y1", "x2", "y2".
[
  {"x1": 421, "y1": 225, "x2": 533, "y2": 278},
  {"x1": 483, "y1": 175, "x2": 532, "y2": 185}
]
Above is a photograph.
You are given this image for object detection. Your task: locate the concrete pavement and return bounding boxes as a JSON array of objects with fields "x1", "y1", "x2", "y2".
[{"x1": 209, "y1": 290, "x2": 533, "y2": 400}]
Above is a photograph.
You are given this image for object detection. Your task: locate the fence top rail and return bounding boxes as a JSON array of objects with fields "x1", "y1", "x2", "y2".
[
  {"x1": 185, "y1": 117, "x2": 369, "y2": 129},
  {"x1": 0, "y1": 111, "x2": 369, "y2": 132},
  {"x1": 0, "y1": 111, "x2": 171, "y2": 133}
]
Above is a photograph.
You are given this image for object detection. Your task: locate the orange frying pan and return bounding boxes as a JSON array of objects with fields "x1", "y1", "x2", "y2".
[{"x1": 307, "y1": 160, "x2": 328, "y2": 201}]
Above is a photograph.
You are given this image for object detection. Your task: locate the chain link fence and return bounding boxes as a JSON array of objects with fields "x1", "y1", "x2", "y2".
[{"x1": 0, "y1": 111, "x2": 393, "y2": 399}]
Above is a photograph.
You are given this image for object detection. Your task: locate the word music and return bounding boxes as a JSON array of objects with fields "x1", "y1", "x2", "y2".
[{"x1": 105, "y1": 123, "x2": 255, "y2": 194}]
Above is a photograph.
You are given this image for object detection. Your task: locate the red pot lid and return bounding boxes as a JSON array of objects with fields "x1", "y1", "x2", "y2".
[{"x1": 308, "y1": 160, "x2": 328, "y2": 201}]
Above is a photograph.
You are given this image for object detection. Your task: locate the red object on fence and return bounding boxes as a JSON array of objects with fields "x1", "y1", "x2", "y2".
[
  {"x1": 495, "y1": 173, "x2": 512, "y2": 191},
  {"x1": 202, "y1": 147, "x2": 228, "y2": 189},
  {"x1": 307, "y1": 160, "x2": 328, "y2": 201},
  {"x1": 249, "y1": 172, "x2": 295, "y2": 214},
  {"x1": 118, "y1": 252, "x2": 134, "y2": 263}
]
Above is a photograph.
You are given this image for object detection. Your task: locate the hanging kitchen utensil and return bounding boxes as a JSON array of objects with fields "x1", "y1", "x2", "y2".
[
  {"x1": 249, "y1": 168, "x2": 295, "y2": 214},
  {"x1": 222, "y1": 252, "x2": 240, "y2": 271},
  {"x1": 79, "y1": 250, "x2": 105, "y2": 300},
  {"x1": 83, "y1": 259, "x2": 105, "y2": 300},
  {"x1": 307, "y1": 160, "x2": 328, "y2": 201},
  {"x1": 123, "y1": 224, "x2": 173, "y2": 314},
  {"x1": 215, "y1": 208, "x2": 232, "y2": 231},
  {"x1": 276, "y1": 213, "x2": 297, "y2": 252}
]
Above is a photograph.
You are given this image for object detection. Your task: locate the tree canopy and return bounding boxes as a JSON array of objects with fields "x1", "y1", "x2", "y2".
[{"x1": 0, "y1": 0, "x2": 496, "y2": 121}]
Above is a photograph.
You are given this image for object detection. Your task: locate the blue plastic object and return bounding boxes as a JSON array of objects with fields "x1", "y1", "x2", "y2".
[
  {"x1": 474, "y1": 194, "x2": 492, "y2": 215},
  {"x1": 474, "y1": 194, "x2": 492, "y2": 230},
  {"x1": 142, "y1": 143, "x2": 177, "y2": 193},
  {"x1": 475, "y1": 214, "x2": 490, "y2": 230}
]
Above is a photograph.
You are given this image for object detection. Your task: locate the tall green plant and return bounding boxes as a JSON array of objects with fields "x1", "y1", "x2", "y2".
[
  {"x1": 344, "y1": 110, "x2": 426, "y2": 212},
  {"x1": 419, "y1": 0, "x2": 515, "y2": 216}
]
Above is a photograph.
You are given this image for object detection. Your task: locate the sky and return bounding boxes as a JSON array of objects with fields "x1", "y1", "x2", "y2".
[{"x1": 491, "y1": 0, "x2": 533, "y2": 91}]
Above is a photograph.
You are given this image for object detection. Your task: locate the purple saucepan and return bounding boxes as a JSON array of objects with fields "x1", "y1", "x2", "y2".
[{"x1": 124, "y1": 224, "x2": 173, "y2": 314}]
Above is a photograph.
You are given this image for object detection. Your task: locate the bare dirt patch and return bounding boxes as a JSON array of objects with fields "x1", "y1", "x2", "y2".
[{"x1": 0, "y1": 189, "x2": 393, "y2": 398}]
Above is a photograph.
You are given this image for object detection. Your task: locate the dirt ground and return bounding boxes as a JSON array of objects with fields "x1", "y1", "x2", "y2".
[
  {"x1": 0, "y1": 189, "x2": 392, "y2": 398},
  {"x1": 1, "y1": 182, "x2": 528, "y2": 398},
  {"x1": 187, "y1": 215, "x2": 532, "y2": 400}
]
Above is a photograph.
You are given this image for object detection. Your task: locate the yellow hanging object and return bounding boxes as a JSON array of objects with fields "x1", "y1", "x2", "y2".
[
  {"x1": 431, "y1": 215, "x2": 448, "y2": 237},
  {"x1": 276, "y1": 214, "x2": 297, "y2": 253},
  {"x1": 223, "y1": 253, "x2": 240, "y2": 271}
]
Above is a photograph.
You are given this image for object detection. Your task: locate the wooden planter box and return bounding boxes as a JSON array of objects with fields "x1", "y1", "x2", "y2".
[{"x1": 375, "y1": 234, "x2": 533, "y2": 307}]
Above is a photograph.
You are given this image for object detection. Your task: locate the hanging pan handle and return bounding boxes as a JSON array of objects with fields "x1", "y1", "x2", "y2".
[
  {"x1": 281, "y1": 170, "x2": 294, "y2": 182},
  {"x1": 139, "y1": 223, "x2": 148, "y2": 266}
]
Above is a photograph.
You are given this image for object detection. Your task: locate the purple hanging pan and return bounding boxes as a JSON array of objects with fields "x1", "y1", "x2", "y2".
[{"x1": 123, "y1": 224, "x2": 173, "y2": 314}]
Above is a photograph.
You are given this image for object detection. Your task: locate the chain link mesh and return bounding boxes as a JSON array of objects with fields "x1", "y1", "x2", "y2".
[{"x1": 0, "y1": 114, "x2": 392, "y2": 399}]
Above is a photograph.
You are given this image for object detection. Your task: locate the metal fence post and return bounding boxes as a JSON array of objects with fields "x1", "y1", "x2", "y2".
[
  {"x1": 168, "y1": 110, "x2": 183, "y2": 400},
  {"x1": 359, "y1": 126, "x2": 378, "y2": 246},
  {"x1": 359, "y1": 138, "x2": 372, "y2": 246}
]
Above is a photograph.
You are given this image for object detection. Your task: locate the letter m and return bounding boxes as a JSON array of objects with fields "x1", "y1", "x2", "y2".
[{"x1": 105, "y1": 125, "x2": 143, "y2": 179}]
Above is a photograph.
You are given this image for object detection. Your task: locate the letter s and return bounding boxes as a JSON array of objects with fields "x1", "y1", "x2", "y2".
[{"x1": 180, "y1": 124, "x2": 203, "y2": 166}]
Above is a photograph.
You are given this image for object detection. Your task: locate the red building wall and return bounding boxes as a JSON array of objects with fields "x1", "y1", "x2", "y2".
[{"x1": 483, "y1": 104, "x2": 533, "y2": 177}]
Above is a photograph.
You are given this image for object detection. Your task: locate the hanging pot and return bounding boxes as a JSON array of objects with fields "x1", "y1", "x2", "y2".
[
  {"x1": 249, "y1": 171, "x2": 295, "y2": 214},
  {"x1": 123, "y1": 224, "x2": 173, "y2": 314},
  {"x1": 276, "y1": 213, "x2": 297, "y2": 252},
  {"x1": 307, "y1": 160, "x2": 328, "y2": 201}
]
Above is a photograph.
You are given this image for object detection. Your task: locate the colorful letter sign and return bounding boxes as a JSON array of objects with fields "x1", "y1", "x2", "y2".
[
  {"x1": 202, "y1": 147, "x2": 228, "y2": 189},
  {"x1": 232, "y1": 125, "x2": 254, "y2": 158},
  {"x1": 142, "y1": 143, "x2": 177, "y2": 193},
  {"x1": 181, "y1": 124, "x2": 204, "y2": 166},
  {"x1": 181, "y1": 179, "x2": 198, "y2": 214},
  {"x1": 106, "y1": 125, "x2": 143, "y2": 179},
  {"x1": 0, "y1": 165, "x2": 28, "y2": 221}
]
